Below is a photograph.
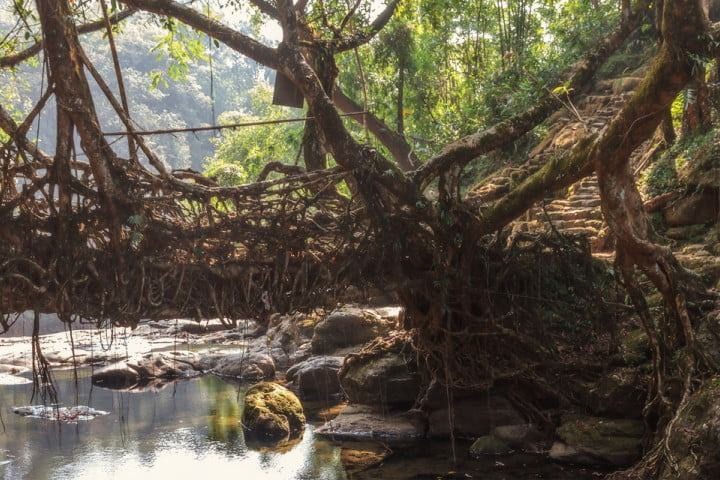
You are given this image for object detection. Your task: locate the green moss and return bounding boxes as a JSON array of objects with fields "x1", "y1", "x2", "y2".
[
  {"x1": 242, "y1": 382, "x2": 305, "y2": 443},
  {"x1": 558, "y1": 416, "x2": 644, "y2": 452},
  {"x1": 598, "y1": 52, "x2": 649, "y2": 79},
  {"x1": 641, "y1": 130, "x2": 717, "y2": 197},
  {"x1": 621, "y1": 329, "x2": 650, "y2": 366}
]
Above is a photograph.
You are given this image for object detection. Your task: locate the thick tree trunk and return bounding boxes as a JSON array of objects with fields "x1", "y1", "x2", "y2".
[
  {"x1": 301, "y1": 47, "x2": 337, "y2": 172},
  {"x1": 660, "y1": 105, "x2": 676, "y2": 144},
  {"x1": 681, "y1": 65, "x2": 712, "y2": 137},
  {"x1": 333, "y1": 90, "x2": 418, "y2": 171},
  {"x1": 36, "y1": 0, "x2": 128, "y2": 250}
]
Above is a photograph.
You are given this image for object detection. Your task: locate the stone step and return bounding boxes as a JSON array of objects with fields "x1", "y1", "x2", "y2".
[
  {"x1": 569, "y1": 193, "x2": 599, "y2": 200},
  {"x1": 547, "y1": 209, "x2": 604, "y2": 221},
  {"x1": 560, "y1": 226, "x2": 600, "y2": 237},
  {"x1": 547, "y1": 198, "x2": 602, "y2": 209},
  {"x1": 550, "y1": 218, "x2": 605, "y2": 229},
  {"x1": 572, "y1": 189, "x2": 599, "y2": 197}
]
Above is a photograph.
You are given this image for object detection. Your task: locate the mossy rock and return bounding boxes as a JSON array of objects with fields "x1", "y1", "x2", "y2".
[
  {"x1": 469, "y1": 435, "x2": 512, "y2": 457},
  {"x1": 554, "y1": 415, "x2": 643, "y2": 466},
  {"x1": 659, "y1": 377, "x2": 720, "y2": 479},
  {"x1": 588, "y1": 368, "x2": 647, "y2": 418},
  {"x1": 242, "y1": 382, "x2": 306, "y2": 443},
  {"x1": 620, "y1": 329, "x2": 650, "y2": 366}
]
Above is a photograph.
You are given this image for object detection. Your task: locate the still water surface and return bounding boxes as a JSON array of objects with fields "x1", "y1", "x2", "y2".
[{"x1": 0, "y1": 369, "x2": 345, "y2": 480}]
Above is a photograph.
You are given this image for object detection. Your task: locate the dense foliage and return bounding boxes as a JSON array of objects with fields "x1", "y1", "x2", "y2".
[{"x1": 0, "y1": 0, "x2": 621, "y2": 180}]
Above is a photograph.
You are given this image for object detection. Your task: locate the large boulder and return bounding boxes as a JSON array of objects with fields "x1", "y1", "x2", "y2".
[
  {"x1": 242, "y1": 382, "x2": 305, "y2": 443},
  {"x1": 586, "y1": 368, "x2": 647, "y2": 419},
  {"x1": 311, "y1": 307, "x2": 395, "y2": 354},
  {"x1": 549, "y1": 415, "x2": 644, "y2": 466},
  {"x1": 427, "y1": 395, "x2": 524, "y2": 439},
  {"x1": 91, "y1": 351, "x2": 201, "y2": 389},
  {"x1": 340, "y1": 348, "x2": 420, "y2": 407},
  {"x1": 663, "y1": 189, "x2": 718, "y2": 227},
  {"x1": 206, "y1": 352, "x2": 275, "y2": 381},
  {"x1": 247, "y1": 312, "x2": 319, "y2": 368},
  {"x1": 286, "y1": 355, "x2": 343, "y2": 399},
  {"x1": 315, "y1": 404, "x2": 422, "y2": 445},
  {"x1": 659, "y1": 378, "x2": 720, "y2": 479}
]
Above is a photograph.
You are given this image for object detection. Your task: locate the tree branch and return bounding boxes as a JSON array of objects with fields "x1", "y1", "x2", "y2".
[
  {"x1": 0, "y1": 8, "x2": 136, "y2": 69},
  {"x1": 118, "y1": 0, "x2": 279, "y2": 69},
  {"x1": 333, "y1": 0, "x2": 400, "y2": 52},
  {"x1": 334, "y1": 88, "x2": 417, "y2": 171}
]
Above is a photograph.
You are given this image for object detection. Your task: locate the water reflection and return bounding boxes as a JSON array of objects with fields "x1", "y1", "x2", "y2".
[{"x1": 0, "y1": 369, "x2": 347, "y2": 480}]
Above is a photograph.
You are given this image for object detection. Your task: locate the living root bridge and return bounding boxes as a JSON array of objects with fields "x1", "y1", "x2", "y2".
[{"x1": 0, "y1": 136, "x2": 385, "y2": 327}]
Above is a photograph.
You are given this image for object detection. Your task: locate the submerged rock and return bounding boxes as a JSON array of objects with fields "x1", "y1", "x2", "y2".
[
  {"x1": 550, "y1": 415, "x2": 643, "y2": 466},
  {"x1": 310, "y1": 307, "x2": 394, "y2": 354},
  {"x1": 13, "y1": 405, "x2": 109, "y2": 423},
  {"x1": 340, "y1": 442, "x2": 390, "y2": 475},
  {"x1": 91, "y1": 351, "x2": 201, "y2": 389},
  {"x1": 315, "y1": 404, "x2": 422, "y2": 445},
  {"x1": 242, "y1": 382, "x2": 305, "y2": 443},
  {"x1": 286, "y1": 355, "x2": 343, "y2": 399}
]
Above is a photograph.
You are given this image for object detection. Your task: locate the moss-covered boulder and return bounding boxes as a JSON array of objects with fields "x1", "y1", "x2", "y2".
[
  {"x1": 242, "y1": 382, "x2": 306, "y2": 443},
  {"x1": 587, "y1": 368, "x2": 647, "y2": 418},
  {"x1": 550, "y1": 415, "x2": 644, "y2": 466}
]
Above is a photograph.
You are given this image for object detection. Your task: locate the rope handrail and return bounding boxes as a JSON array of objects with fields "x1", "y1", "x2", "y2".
[{"x1": 102, "y1": 111, "x2": 369, "y2": 136}]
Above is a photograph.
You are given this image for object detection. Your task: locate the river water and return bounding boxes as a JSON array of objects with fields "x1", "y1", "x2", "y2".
[
  {"x1": 0, "y1": 369, "x2": 345, "y2": 480},
  {"x1": 0, "y1": 368, "x2": 605, "y2": 480}
]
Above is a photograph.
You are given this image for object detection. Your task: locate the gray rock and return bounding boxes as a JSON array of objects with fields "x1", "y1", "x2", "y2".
[
  {"x1": 550, "y1": 415, "x2": 644, "y2": 466},
  {"x1": 340, "y1": 349, "x2": 420, "y2": 407},
  {"x1": 92, "y1": 351, "x2": 201, "y2": 389},
  {"x1": 286, "y1": 356, "x2": 343, "y2": 399},
  {"x1": 311, "y1": 307, "x2": 394, "y2": 354},
  {"x1": 663, "y1": 189, "x2": 718, "y2": 227},
  {"x1": 12, "y1": 405, "x2": 109, "y2": 423},
  {"x1": 315, "y1": 404, "x2": 422, "y2": 445},
  {"x1": 247, "y1": 313, "x2": 319, "y2": 368},
  {"x1": 211, "y1": 352, "x2": 275, "y2": 381}
]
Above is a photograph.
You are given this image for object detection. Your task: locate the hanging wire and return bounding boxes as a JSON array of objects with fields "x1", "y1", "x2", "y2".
[
  {"x1": 99, "y1": 0, "x2": 138, "y2": 163},
  {"x1": 102, "y1": 111, "x2": 368, "y2": 136},
  {"x1": 206, "y1": 1, "x2": 218, "y2": 136}
]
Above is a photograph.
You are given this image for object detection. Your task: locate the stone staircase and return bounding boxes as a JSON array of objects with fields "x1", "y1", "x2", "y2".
[{"x1": 467, "y1": 77, "x2": 647, "y2": 252}]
